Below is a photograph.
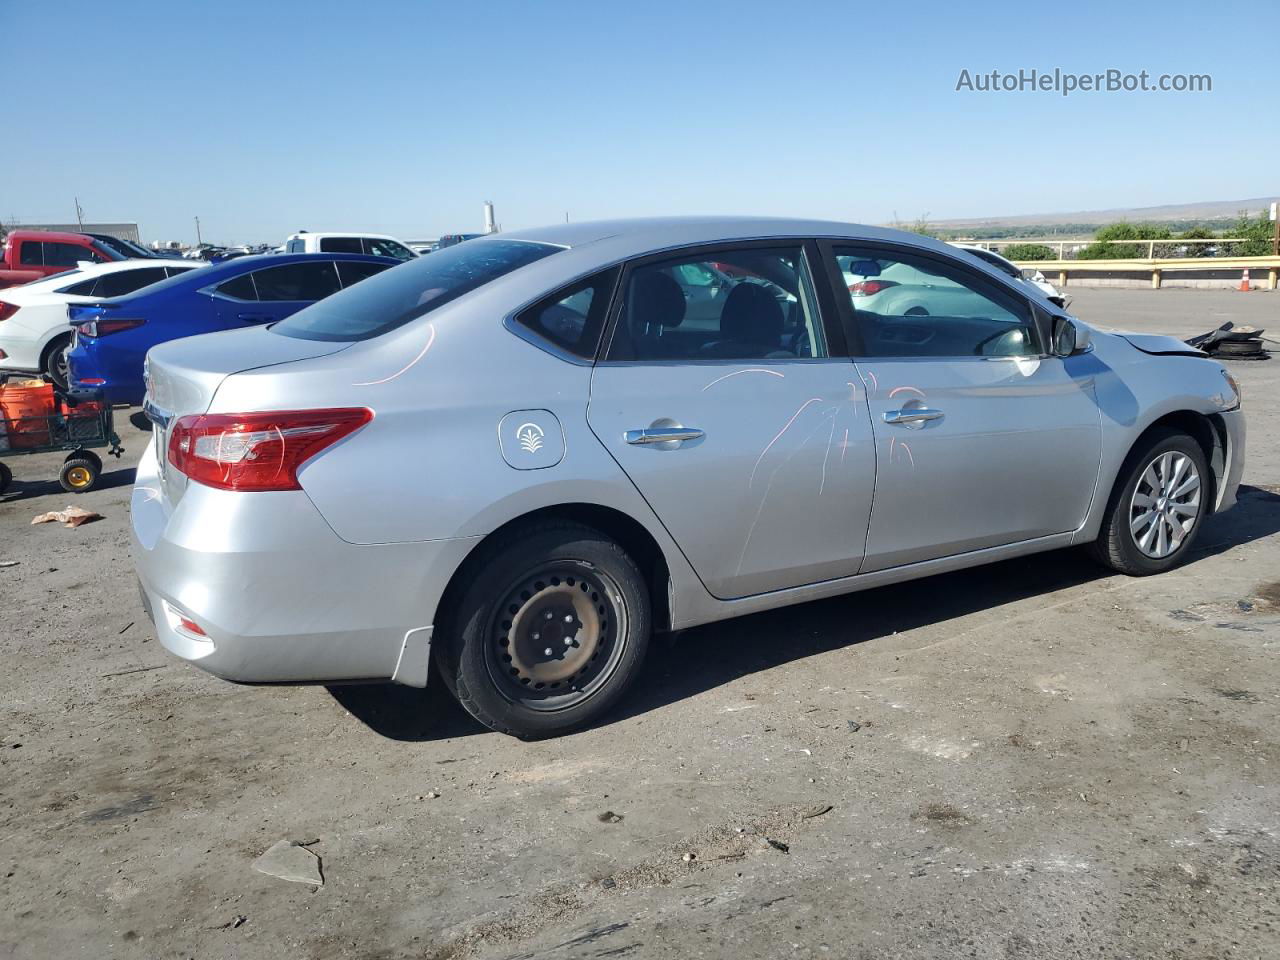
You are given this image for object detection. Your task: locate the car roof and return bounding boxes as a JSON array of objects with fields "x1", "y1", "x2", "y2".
[
  {"x1": 193, "y1": 251, "x2": 396, "y2": 278},
  {"x1": 63, "y1": 258, "x2": 200, "y2": 278},
  {"x1": 4, "y1": 229, "x2": 97, "y2": 244},
  {"x1": 287, "y1": 232, "x2": 405, "y2": 241},
  {"x1": 498, "y1": 216, "x2": 953, "y2": 259}
]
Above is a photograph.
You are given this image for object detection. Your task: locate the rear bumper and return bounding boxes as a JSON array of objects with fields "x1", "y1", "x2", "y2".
[
  {"x1": 67, "y1": 343, "x2": 144, "y2": 405},
  {"x1": 131, "y1": 440, "x2": 479, "y2": 686}
]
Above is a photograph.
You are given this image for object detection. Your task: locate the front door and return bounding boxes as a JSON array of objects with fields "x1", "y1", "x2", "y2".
[
  {"x1": 587, "y1": 242, "x2": 876, "y2": 599},
  {"x1": 826, "y1": 242, "x2": 1102, "y2": 572}
]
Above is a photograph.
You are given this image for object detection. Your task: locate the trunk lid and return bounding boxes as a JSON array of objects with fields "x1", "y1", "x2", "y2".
[{"x1": 144, "y1": 326, "x2": 353, "y2": 505}]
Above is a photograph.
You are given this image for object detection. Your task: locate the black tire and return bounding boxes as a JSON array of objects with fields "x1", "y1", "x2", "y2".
[
  {"x1": 438, "y1": 521, "x2": 651, "y2": 739},
  {"x1": 59, "y1": 456, "x2": 100, "y2": 494},
  {"x1": 0, "y1": 461, "x2": 11, "y2": 495},
  {"x1": 42, "y1": 334, "x2": 72, "y2": 389},
  {"x1": 1088, "y1": 428, "x2": 1209, "y2": 575},
  {"x1": 77, "y1": 449, "x2": 103, "y2": 474}
]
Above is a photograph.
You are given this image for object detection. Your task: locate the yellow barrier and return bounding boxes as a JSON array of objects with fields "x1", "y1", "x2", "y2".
[{"x1": 1009, "y1": 255, "x2": 1280, "y2": 290}]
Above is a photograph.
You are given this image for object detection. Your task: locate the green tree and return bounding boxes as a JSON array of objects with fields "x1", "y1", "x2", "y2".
[
  {"x1": 1229, "y1": 211, "x2": 1275, "y2": 257},
  {"x1": 1176, "y1": 226, "x2": 1218, "y2": 258},
  {"x1": 892, "y1": 214, "x2": 938, "y2": 239},
  {"x1": 1076, "y1": 222, "x2": 1173, "y2": 259},
  {"x1": 1001, "y1": 243, "x2": 1056, "y2": 261}
]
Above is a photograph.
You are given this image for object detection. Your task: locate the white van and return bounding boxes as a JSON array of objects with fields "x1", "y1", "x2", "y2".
[{"x1": 284, "y1": 232, "x2": 417, "y2": 261}]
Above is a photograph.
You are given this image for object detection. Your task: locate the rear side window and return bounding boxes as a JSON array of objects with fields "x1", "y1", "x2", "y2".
[
  {"x1": 216, "y1": 273, "x2": 258, "y2": 301},
  {"x1": 337, "y1": 260, "x2": 392, "y2": 287},
  {"x1": 96, "y1": 267, "x2": 168, "y2": 298},
  {"x1": 45, "y1": 243, "x2": 97, "y2": 267},
  {"x1": 318, "y1": 236, "x2": 364, "y2": 254},
  {"x1": 165, "y1": 265, "x2": 194, "y2": 278},
  {"x1": 253, "y1": 261, "x2": 342, "y2": 301},
  {"x1": 514, "y1": 268, "x2": 619, "y2": 360},
  {"x1": 274, "y1": 238, "x2": 562, "y2": 342},
  {"x1": 606, "y1": 245, "x2": 827, "y2": 362},
  {"x1": 20, "y1": 243, "x2": 44, "y2": 265},
  {"x1": 63, "y1": 277, "x2": 100, "y2": 296}
]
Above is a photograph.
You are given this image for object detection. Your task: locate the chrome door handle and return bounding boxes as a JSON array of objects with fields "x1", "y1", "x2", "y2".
[
  {"x1": 625, "y1": 426, "x2": 705, "y2": 445},
  {"x1": 883, "y1": 407, "x2": 944, "y2": 425}
]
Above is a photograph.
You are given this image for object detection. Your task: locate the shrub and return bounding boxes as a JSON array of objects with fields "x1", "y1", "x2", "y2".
[{"x1": 1001, "y1": 243, "x2": 1056, "y2": 261}]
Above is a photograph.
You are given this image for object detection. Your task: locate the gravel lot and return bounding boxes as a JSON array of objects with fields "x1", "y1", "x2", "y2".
[{"x1": 2, "y1": 289, "x2": 1277, "y2": 960}]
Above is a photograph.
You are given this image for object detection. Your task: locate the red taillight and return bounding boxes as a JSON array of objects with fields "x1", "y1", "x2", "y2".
[
  {"x1": 75, "y1": 317, "x2": 146, "y2": 338},
  {"x1": 848, "y1": 279, "x2": 899, "y2": 296},
  {"x1": 0, "y1": 302, "x2": 19, "y2": 322},
  {"x1": 167, "y1": 408, "x2": 374, "y2": 492}
]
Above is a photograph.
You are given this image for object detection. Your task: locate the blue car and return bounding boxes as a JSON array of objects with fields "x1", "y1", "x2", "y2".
[{"x1": 66, "y1": 253, "x2": 397, "y2": 404}]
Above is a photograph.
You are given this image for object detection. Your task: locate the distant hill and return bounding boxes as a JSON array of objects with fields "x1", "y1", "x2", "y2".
[{"x1": 925, "y1": 197, "x2": 1278, "y2": 238}]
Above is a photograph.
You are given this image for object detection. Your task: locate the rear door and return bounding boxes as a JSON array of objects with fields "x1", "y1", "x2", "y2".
[
  {"x1": 214, "y1": 260, "x2": 342, "y2": 326},
  {"x1": 821, "y1": 241, "x2": 1102, "y2": 572},
  {"x1": 587, "y1": 240, "x2": 876, "y2": 600}
]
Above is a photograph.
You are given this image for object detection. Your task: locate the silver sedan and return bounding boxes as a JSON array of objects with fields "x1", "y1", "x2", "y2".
[{"x1": 132, "y1": 218, "x2": 1246, "y2": 738}]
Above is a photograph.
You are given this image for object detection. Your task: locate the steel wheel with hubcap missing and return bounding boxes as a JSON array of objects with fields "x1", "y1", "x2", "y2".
[
  {"x1": 442, "y1": 521, "x2": 651, "y2": 738},
  {"x1": 487, "y1": 564, "x2": 627, "y2": 712},
  {"x1": 1129, "y1": 450, "x2": 1201, "y2": 559}
]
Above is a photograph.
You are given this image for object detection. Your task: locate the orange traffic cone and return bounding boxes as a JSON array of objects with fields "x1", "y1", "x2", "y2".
[{"x1": 1238, "y1": 269, "x2": 1251, "y2": 291}]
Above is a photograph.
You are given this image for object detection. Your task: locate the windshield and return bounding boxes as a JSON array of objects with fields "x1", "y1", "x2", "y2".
[{"x1": 273, "y1": 239, "x2": 563, "y2": 341}]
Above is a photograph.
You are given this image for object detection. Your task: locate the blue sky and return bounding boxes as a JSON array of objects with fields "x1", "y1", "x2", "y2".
[{"x1": 5, "y1": 0, "x2": 1271, "y2": 245}]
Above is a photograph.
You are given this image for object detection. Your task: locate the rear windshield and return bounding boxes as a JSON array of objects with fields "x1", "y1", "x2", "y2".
[{"x1": 272, "y1": 239, "x2": 562, "y2": 341}]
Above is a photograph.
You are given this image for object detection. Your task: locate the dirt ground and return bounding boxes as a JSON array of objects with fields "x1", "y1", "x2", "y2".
[{"x1": 1, "y1": 288, "x2": 1278, "y2": 960}]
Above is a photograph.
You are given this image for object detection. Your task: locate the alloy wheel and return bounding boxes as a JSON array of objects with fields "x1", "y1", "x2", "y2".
[{"x1": 1129, "y1": 450, "x2": 1201, "y2": 559}]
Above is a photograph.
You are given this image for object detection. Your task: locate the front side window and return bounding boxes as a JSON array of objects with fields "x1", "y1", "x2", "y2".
[
  {"x1": 318, "y1": 236, "x2": 364, "y2": 254},
  {"x1": 834, "y1": 246, "x2": 1038, "y2": 358},
  {"x1": 274, "y1": 238, "x2": 561, "y2": 342},
  {"x1": 252, "y1": 261, "x2": 342, "y2": 302},
  {"x1": 606, "y1": 245, "x2": 827, "y2": 362},
  {"x1": 20, "y1": 243, "x2": 44, "y2": 266},
  {"x1": 514, "y1": 267, "x2": 619, "y2": 360},
  {"x1": 363, "y1": 238, "x2": 415, "y2": 261},
  {"x1": 286, "y1": 238, "x2": 306, "y2": 253}
]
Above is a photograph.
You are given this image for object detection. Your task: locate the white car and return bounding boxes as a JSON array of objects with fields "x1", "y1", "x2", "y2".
[
  {"x1": 951, "y1": 244, "x2": 1062, "y2": 303},
  {"x1": 284, "y1": 232, "x2": 417, "y2": 261},
  {"x1": 0, "y1": 259, "x2": 201, "y2": 385}
]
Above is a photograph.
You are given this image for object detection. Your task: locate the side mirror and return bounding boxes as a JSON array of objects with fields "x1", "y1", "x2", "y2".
[{"x1": 1052, "y1": 316, "x2": 1090, "y2": 356}]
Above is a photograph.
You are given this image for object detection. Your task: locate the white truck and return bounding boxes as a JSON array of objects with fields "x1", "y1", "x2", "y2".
[{"x1": 284, "y1": 232, "x2": 417, "y2": 261}]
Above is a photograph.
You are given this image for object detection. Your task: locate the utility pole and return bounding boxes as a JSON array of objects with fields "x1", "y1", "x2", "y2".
[
  {"x1": 74, "y1": 197, "x2": 84, "y2": 229},
  {"x1": 194, "y1": 216, "x2": 202, "y2": 247}
]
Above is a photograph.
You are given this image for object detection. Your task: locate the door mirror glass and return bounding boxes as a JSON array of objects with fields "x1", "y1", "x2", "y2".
[{"x1": 1052, "y1": 317, "x2": 1080, "y2": 356}]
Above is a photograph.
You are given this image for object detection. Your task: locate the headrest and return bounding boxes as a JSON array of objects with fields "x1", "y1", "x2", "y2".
[
  {"x1": 631, "y1": 271, "x2": 686, "y2": 329},
  {"x1": 720, "y1": 283, "x2": 783, "y2": 345}
]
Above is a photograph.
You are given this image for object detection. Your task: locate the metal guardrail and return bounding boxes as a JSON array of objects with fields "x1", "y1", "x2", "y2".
[{"x1": 1009, "y1": 255, "x2": 1280, "y2": 289}]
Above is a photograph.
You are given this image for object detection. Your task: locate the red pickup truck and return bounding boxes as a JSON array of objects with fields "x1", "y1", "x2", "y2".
[{"x1": 0, "y1": 230, "x2": 121, "y2": 289}]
